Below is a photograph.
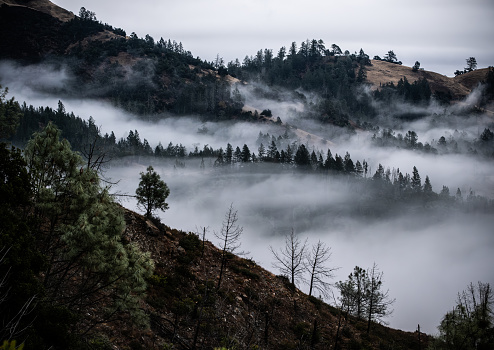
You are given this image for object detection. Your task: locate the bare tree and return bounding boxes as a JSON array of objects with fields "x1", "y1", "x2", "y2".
[
  {"x1": 365, "y1": 263, "x2": 395, "y2": 334},
  {"x1": 269, "y1": 229, "x2": 307, "y2": 288},
  {"x1": 305, "y1": 240, "x2": 337, "y2": 298},
  {"x1": 215, "y1": 204, "x2": 244, "y2": 289}
]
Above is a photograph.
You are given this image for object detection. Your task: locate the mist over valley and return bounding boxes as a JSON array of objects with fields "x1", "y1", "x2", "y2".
[{"x1": 1, "y1": 1, "x2": 493, "y2": 348}]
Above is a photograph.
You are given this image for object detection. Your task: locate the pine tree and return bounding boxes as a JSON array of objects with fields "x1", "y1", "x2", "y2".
[
  {"x1": 411, "y1": 166, "x2": 422, "y2": 192},
  {"x1": 258, "y1": 143, "x2": 266, "y2": 160},
  {"x1": 365, "y1": 263, "x2": 395, "y2": 333},
  {"x1": 294, "y1": 144, "x2": 311, "y2": 167},
  {"x1": 241, "y1": 144, "x2": 251, "y2": 162},
  {"x1": 136, "y1": 165, "x2": 170, "y2": 218},
  {"x1": 24, "y1": 123, "x2": 154, "y2": 333},
  {"x1": 225, "y1": 143, "x2": 233, "y2": 164},
  {"x1": 423, "y1": 175, "x2": 433, "y2": 195}
]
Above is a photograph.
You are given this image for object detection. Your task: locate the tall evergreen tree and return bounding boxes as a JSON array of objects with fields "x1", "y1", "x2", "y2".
[
  {"x1": 24, "y1": 122, "x2": 154, "y2": 336},
  {"x1": 411, "y1": 166, "x2": 422, "y2": 192},
  {"x1": 241, "y1": 144, "x2": 251, "y2": 162},
  {"x1": 136, "y1": 165, "x2": 170, "y2": 218}
]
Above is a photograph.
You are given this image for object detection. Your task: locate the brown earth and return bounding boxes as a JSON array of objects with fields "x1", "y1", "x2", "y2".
[
  {"x1": 93, "y1": 206, "x2": 430, "y2": 349},
  {"x1": 0, "y1": 0, "x2": 74, "y2": 21},
  {"x1": 366, "y1": 60, "x2": 489, "y2": 100}
]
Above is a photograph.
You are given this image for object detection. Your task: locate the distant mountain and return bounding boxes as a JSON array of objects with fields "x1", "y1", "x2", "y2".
[{"x1": 1, "y1": 0, "x2": 491, "y2": 123}]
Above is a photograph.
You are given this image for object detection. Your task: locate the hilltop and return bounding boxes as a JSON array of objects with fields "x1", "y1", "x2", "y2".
[
  {"x1": 1, "y1": 0, "x2": 491, "y2": 121},
  {"x1": 0, "y1": 0, "x2": 74, "y2": 21},
  {"x1": 365, "y1": 59, "x2": 488, "y2": 100}
]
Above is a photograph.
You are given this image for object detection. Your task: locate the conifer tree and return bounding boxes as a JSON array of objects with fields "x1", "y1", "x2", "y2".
[
  {"x1": 365, "y1": 263, "x2": 395, "y2": 333},
  {"x1": 136, "y1": 165, "x2": 170, "y2": 218},
  {"x1": 241, "y1": 144, "x2": 251, "y2": 162},
  {"x1": 411, "y1": 166, "x2": 422, "y2": 192},
  {"x1": 24, "y1": 122, "x2": 154, "y2": 333}
]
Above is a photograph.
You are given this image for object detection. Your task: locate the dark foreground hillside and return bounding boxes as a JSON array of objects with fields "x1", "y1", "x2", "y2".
[{"x1": 111, "y1": 207, "x2": 428, "y2": 350}]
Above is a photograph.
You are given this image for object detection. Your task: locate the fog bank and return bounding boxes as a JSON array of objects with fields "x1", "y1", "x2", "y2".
[{"x1": 105, "y1": 159, "x2": 494, "y2": 335}]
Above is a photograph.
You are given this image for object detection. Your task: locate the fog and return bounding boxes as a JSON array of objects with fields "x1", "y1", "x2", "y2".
[
  {"x1": 2, "y1": 61, "x2": 494, "y2": 335},
  {"x1": 105, "y1": 158, "x2": 494, "y2": 335}
]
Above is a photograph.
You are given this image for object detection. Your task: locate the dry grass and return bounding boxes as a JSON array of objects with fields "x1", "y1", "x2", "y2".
[
  {"x1": 0, "y1": 0, "x2": 75, "y2": 21},
  {"x1": 365, "y1": 60, "x2": 485, "y2": 99}
]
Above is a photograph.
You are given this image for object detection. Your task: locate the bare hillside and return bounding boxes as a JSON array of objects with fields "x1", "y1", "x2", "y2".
[
  {"x1": 366, "y1": 60, "x2": 488, "y2": 100},
  {"x1": 0, "y1": 0, "x2": 74, "y2": 21}
]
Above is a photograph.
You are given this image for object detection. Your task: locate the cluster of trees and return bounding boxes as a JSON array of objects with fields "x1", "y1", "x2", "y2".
[
  {"x1": 1, "y1": 114, "x2": 154, "y2": 346},
  {"x1": 454, "y1": 57, "x2": 478, "y2": 76},
  {"x1": 225, "y1": 40, "x2": 375, "y2": 123},
  {"x1": 428, "y1": 282, "x2": 493, "y2": 349},
  {"x1": 373, "y1": 50, "x2": 402, "y2": 65},
  {"x1": 373, "y1": 77, "x2": 432, "y2": 104},
  {"x1": 270, "y1": 230, "x2": 337, "y2": 299},
  {"x1": 269, "y1": 230, "x2": 395, "y2": 338},
  {"x1": 335, "y1": 265, "x2": 395, "y2": 334},
  {"x1": 371, "y1": 127, "x2": 494, "y2": 158},
  {"x1": 7, "y1": 6, "x2": 243, "y2": 118},
  {"x1": 9, "y1": 98, "x2": 493, "y2": 216}
]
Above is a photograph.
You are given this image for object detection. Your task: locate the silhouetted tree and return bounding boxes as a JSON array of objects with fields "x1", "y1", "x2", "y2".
[
  {"x1": 0, "y1": 86, "x2": 22, "y2": 139},
  {"x1": 136, "y1": 165, "x2": 170, "y2": 218},
  {"x1": 365, "y1": 263, "x2": 395, "y2": 333},
  {"x1": 429, "y1": 282, "x2": 493, "y2": 350},
  {"x1": 412, "y1": 61, "x2": 421, "y2": 72},
  {"x1": 270, "y1": 229, "x2": 307, "y2": 288},
  {"x1": 465, "y1": 57, "x2": 477, "y2": 72},
  {"x1": 241, "y1": 144, "x2": 251, "y2": 162},
  {"x1": 305, "y1": 240, "x2": 337, "y2": 298},
  {"x1": 215, "y1": 204, "x2": 244, "y2": 289}
]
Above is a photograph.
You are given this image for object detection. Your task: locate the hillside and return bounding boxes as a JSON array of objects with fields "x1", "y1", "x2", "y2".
[
  {"x1": 365, "y1": 59, "x2": 488, "y2": 100},
  {"x1": 0, "y1": 0, "x2": 74, "y2": 21},
  {"x1": 108, "y1": 207, "x2": 429, "y2": 350},
  {"x1": 1, "y1": 0, "x2": 491, "y2": 117}
]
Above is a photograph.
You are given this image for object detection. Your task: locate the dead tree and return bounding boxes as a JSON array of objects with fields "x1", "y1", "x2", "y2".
[
  {"x1": 269, "y1": 228, "x2": 307, "y2": 288},
  {"x1": 366, "y1": 263, "x2": 395, "y2": 334},
  {"x1": 215, "y1": 204, "x2": 244, "y2": 289},
  {"x1": 305, "y1": 240, "x2": 337, "y2": 298}
]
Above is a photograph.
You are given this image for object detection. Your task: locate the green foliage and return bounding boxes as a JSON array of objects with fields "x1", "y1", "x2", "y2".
[
  {"x1": 179, "y1": 233, "x2": 202, "y2": 253},
  {"x1": 87, "y1": 334, "x2": 114, "y2": 350},
  {"x1": 148, "y1": 274, "x2": 168, "y2": 288},
  {"x1": 0, "y1": 86, "x2": 22, "y2": 139},
  {"x1": 374, "y1": 77, "x2": 431, "y2": 103},
  {"x1": 136, "y1": 166, "x2": 170, "y2": 218},
  {"x1": 24, "y1": 122, "x2": 154, "y2": 335},
  {"x1": 0, "y1": 340, "x2": 24, "y2": 350},
  {"x1": 429, "y1": 282, "x2": 493, "y2": 350},
  {"x1": 0, "y1": 143, "x2": 44, "y2": 344}
]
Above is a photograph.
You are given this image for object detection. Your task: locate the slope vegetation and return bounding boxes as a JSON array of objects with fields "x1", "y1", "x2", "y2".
[{"x1": 109, "y1": 207, "x2": 429, "y2": 350}]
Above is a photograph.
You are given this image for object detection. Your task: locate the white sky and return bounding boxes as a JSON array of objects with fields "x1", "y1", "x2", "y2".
[{"x1": 51, "y1": 0, "x2": 494, "y2": 77}]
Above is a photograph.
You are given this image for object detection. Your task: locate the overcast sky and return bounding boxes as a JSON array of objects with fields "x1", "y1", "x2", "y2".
[{"x1": 51, "y1": 0, "x2": 494, "y2": 77}]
